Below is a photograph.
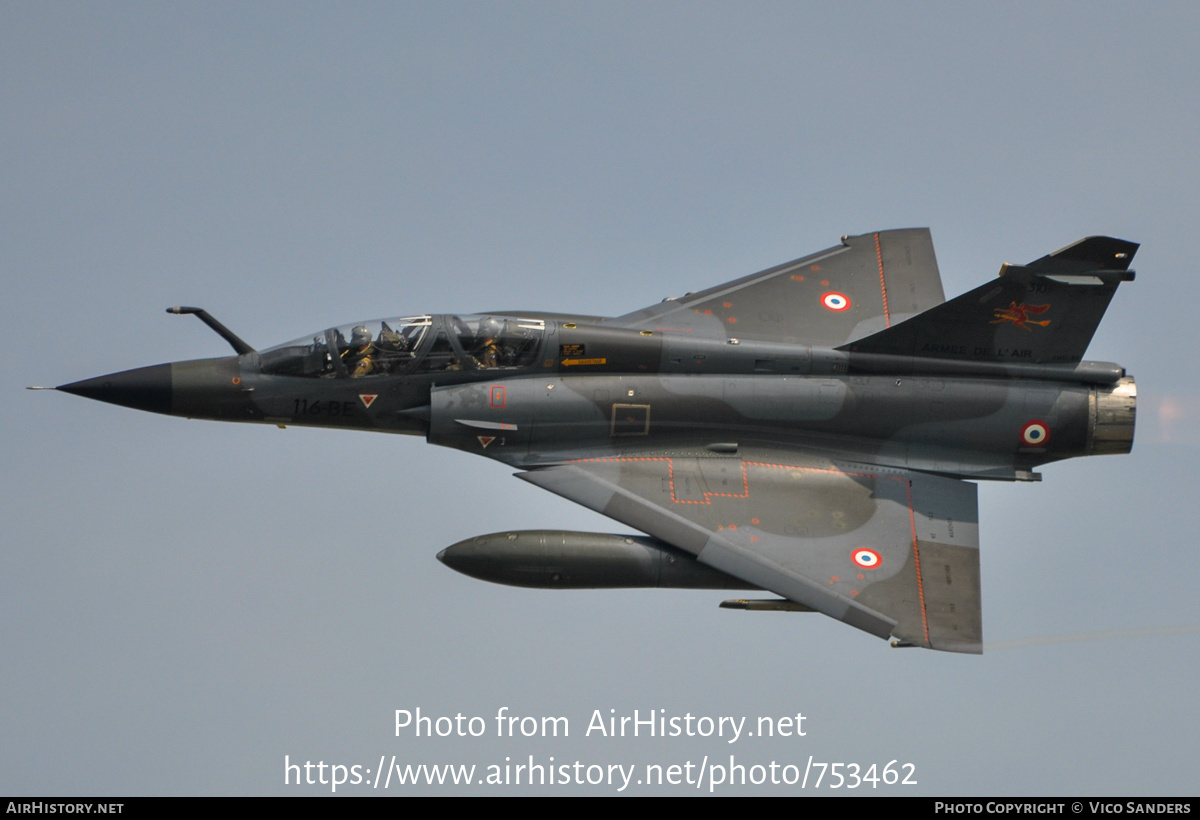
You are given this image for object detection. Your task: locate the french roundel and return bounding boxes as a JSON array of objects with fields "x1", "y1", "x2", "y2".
[
  {"x1": 1020, "y1": 420, "x2": 1050, "y2": 447},
  {"x1": 852, "y1": 548, "x2": 881, "y2": 569},
  {"x1": 821, "y1": 292, "x2": 851, "y2": 311}
]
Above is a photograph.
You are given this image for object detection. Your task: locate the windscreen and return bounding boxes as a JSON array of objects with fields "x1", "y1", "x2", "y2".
[{"x1": 260, "y1": 316, "x2": 432, "y2": 378}]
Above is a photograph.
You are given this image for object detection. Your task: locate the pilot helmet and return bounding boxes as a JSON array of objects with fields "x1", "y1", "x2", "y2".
[
  {"x1": 478, "y1": 317, "x2": 503, "y2": 341},
  {"x1": 351, "y1": 325, "x2": 372, "y2": 348}
]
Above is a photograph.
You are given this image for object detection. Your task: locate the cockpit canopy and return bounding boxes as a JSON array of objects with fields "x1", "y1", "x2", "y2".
[{"x1": 259, "y1": 314, "x2": 546, "y2": 378}]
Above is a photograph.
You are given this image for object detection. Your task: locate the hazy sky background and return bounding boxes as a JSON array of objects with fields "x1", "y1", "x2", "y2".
[{"x1": 4, "y1": 2, "x2": 1198, "y2": 795}]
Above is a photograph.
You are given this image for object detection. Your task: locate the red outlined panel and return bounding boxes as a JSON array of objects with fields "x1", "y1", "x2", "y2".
[{"x1": 567, "y1": 455, "x2": 931, "y2": 646}]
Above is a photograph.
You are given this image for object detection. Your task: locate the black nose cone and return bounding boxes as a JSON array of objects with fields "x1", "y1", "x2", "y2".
[{"x1": 58, "y1": 364, "x2": 172, "y2": 415}]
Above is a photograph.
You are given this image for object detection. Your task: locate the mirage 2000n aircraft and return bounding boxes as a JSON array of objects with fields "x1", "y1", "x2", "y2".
[{"x1": 46, "y1": 229, "x2": 1138, "y2": 653}]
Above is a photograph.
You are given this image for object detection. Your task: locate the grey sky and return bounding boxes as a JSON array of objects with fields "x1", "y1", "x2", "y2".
[{"x1": 3, "y1": 3, "x2": 1198, "y2": 795}]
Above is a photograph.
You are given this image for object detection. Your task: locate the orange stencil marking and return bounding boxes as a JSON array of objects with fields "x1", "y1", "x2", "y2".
[
  {"x1": 905, "y1": 480, "x2": 930, "y2": 646},
  {"x1": 874, "y1": 232, "x2": 891, "y2": 327}
]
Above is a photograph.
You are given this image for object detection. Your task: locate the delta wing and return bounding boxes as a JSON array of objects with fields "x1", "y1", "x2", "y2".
[
  {"x1": 519, "y1": 447, "x2": 981, "y2": 653},
  {"x1": 610, "y1": 228, "x2": 946, "y2": 345}
]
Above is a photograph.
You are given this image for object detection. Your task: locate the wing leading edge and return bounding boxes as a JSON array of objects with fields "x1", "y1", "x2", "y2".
[
  {"x1": 609, "y1": 228, "x2": 946, "y2": 346},
  {"x1": 518, "y1": 449, "x2": 981, "y2": 653}
]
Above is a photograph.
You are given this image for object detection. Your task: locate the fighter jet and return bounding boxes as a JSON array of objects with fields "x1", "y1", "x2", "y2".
[{"x1": 47, "y1": 229, "x2": 1137, "y2": 653}]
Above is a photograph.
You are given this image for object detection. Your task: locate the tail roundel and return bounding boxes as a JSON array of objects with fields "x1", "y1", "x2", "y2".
[{"x1": 840, "y1": 236, "x2": 1137, "y2": 365}]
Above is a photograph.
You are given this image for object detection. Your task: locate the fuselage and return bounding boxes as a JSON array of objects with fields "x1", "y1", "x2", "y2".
[{"x1": 60, "y1": 312, "x2": 1136, "y2": 483}]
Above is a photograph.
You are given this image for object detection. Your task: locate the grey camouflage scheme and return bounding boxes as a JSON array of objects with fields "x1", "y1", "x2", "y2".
[{"x1": 53, "y1": 229, "x2": 1137, "y2": 653}]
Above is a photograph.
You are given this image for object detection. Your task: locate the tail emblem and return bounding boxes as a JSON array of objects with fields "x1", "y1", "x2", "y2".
[{"x1": 991, "y1": 301, "x2": 1051, "y2": 329}]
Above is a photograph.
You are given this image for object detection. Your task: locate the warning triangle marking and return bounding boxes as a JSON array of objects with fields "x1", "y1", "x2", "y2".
[
  {"x1": 477, "y1": 436, "x2": 495, "y2": 448},
  {"x1": 359, "y1": 394, "x2": 378, "y2": 408}
]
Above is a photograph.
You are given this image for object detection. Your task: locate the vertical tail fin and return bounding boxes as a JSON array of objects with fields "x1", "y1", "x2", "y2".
[{"x1": 840, "y1": 236, "x2": 1137, "y2": 365}]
